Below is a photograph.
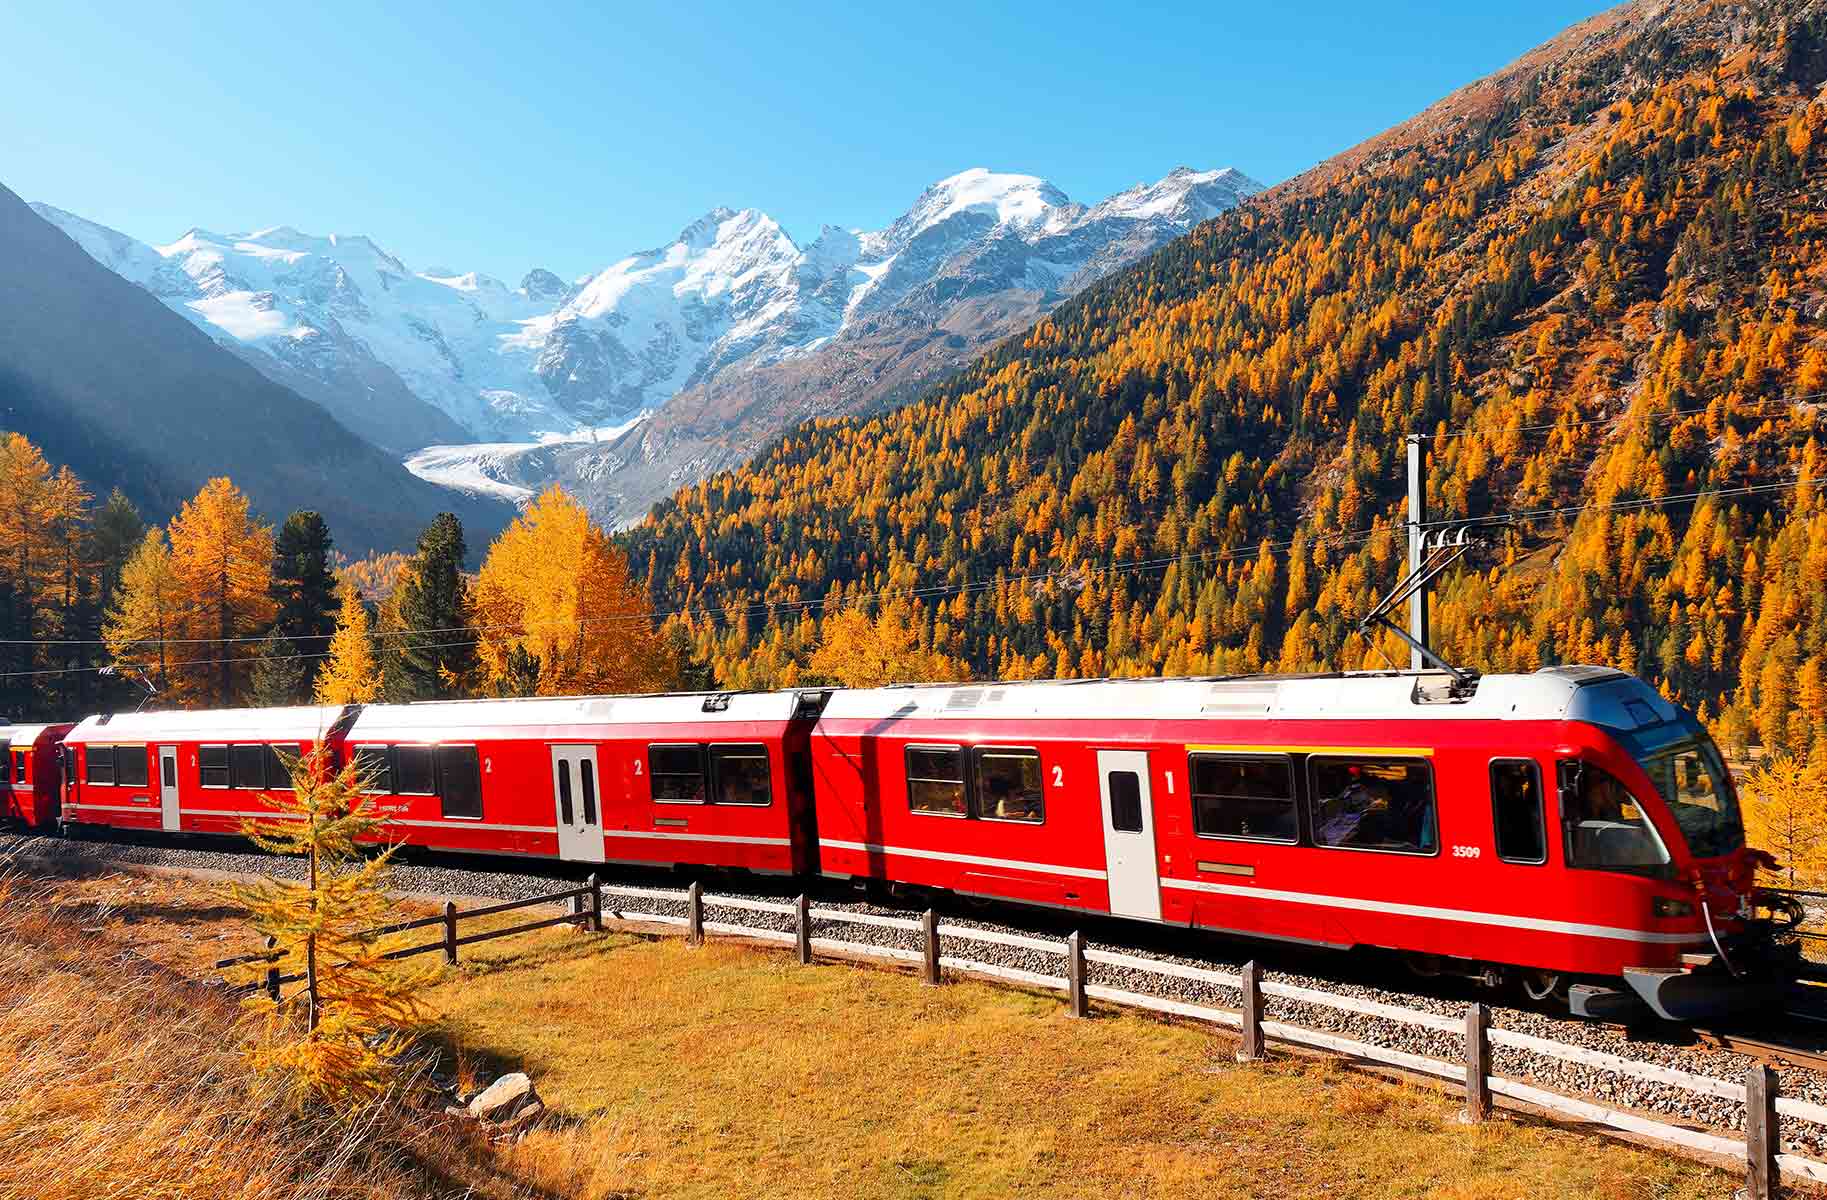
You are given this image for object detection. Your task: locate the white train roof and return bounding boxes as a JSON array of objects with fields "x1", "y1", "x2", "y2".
[
  {"x1": 64, "y1": 705, "x2": 353, "y2": 744},
  {"x1": 346, "y1": 691, "x2": 808, "y2": 740},
  {"x1": 820, "y1": 666, "x2": 1686, "y2": 732},
  {"x1": 0, "y1": 724, "x2": 67, "y2": 744}
]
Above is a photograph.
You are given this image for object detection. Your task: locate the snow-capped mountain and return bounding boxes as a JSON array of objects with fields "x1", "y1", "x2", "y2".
[{"x1": 35, "y1": 164, "x2": 1260, "y2": 519}]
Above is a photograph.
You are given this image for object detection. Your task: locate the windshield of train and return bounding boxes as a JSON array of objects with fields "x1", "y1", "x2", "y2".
[{"x1": 1638, "y1": 737, "x2": 1744, "y2": 859}]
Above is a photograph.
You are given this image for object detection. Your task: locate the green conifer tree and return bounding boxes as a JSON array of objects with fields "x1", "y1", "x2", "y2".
[{"x1": 387, "y1": 513, "x2": 478, "y2": 700}]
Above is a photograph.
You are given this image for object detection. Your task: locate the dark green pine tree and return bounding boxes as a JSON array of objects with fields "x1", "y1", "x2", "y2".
[
  {"x1": 491, "y1": 644, "x2": 541, "y2": 698},
  {"x1": 388, "y1": 513, "x2": 478, "y2": 701},
  {"x1": 267, "y1": 511, "x2": 339, "y2": 704},
  {"x1": 249, "y1": 629, "x2": 313, "y2": 708}
]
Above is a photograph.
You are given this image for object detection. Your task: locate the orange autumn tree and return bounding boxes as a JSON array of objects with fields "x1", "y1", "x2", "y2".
[
  {"x1": 315, "y1": 580, "x2": 381, "y2": 704},
  {"x1": 167, "y1": 478, "x2": 277, "y2": 706},
  {"x1": 473, "y1": 486, "x2": 673, "y2": 695}
]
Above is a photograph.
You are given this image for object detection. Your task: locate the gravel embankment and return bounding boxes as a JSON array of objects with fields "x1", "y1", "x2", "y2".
[{"x1": 13, "y1": 828, "x2": 1827, "y2": 1158}]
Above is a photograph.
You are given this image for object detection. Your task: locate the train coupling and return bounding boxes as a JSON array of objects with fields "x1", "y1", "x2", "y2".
[{"x1": 1576, "y1": 923, "x2": 1803, "y2": 1024}]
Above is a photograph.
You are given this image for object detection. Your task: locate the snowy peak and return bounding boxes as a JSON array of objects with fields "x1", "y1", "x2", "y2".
[
  {"x1": 38, "y1": 160, "x2": 1261, "y2": 480},
  {"x1": 1085, "y1": 165, "x2": 1263, "y2": 226}
]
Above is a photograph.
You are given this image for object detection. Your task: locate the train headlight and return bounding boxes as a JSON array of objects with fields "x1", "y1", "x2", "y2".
[{"x1": 1652, "y1": 897, "x2": 1694, "y2": 919}]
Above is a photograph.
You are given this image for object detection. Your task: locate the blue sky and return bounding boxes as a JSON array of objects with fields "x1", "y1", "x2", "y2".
[{"x1": 3, "y1": 0, "x2": 1612, "y2": 282}]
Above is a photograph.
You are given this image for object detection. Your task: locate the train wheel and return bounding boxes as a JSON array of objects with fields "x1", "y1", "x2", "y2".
[{"x1": 1521, "y1": 969, "x2": 1566, "y2": 1004}]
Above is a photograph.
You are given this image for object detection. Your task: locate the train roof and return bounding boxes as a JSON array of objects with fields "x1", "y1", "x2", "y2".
[
  {"x1": 820, "y1": 666, "x2": 1686, "y2": 731},
  {"x1": 64, "y1": 705, "x2": 353, "y2": 744},
  {"x1": 346, "y1": 690, "x2": 810, "y2": 739},
  {"x1": 0, "y1": 724, "x2": 68, "y2": 744}
]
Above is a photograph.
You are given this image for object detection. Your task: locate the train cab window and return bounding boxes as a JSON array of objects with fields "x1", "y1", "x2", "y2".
[
  {"x1": 1310, "y1": 757, "x2": 1437, "y2": 855},
  {"x1": 709, "y1": 744, "x2": 771, "y2": 806},
  {"x1": 1107, "y1": 771, "x2": 1144, "y2": 832},
  {"x1": 230, "y1": 745, "x2": 266, "y2": 790},
  {"x1": 352, "y1": 746, "x2": 392, "y2": 793},
  {"x1": 906, "y1": 745, "x2": 967, "y2": 816},
  {"x1": 394, "y1": 746, "x2": 436, "y2": 796},
  {"x1": 650, "y1": 744, "x2": 706, "y2": 803},
  {"x1": 1561, "y1": 760, "x2": 1670, "y2": 873},
  {"x1": 264, "y1": 744, "x2": 296, "y2": 790},
  {"x1": 437, "y1": 746, "x2": 483, "y2": 819},
  {"x1": 973, "y1": 748, "x2": 1043, "y2": 823},
  {"x1": 86, "y1": 746, "x2": 116, "y2": 785},
  {"x1": 1490, "y1": 760, "x2": 1546, "y2": 864},
  {"x1": 199, "y1": 745, "x2": 230, "y2": 788},
  {"x1": 115, "y1": 745, "x2": 149, "y2": 788},
  {"x1": 1189, "y1": 754, "x2": 1295, "y2": 842},
  {"x1": 0, "y1": 741, "x2": 10, "y2": 783}
]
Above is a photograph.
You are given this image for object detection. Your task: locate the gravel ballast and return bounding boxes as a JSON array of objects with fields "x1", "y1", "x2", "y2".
[{"x1": 14, "y1": 827, "x2": 1827, "y2": 1159}]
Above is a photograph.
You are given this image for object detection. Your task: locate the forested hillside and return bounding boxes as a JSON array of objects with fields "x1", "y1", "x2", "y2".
[{"x1": 624, "y1": 0, "x2": 1827, "y2": 758}]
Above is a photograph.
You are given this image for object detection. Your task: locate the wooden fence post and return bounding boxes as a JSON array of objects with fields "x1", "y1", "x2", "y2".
[
  {"x1": 1747, "y1": 1062, "x2": 1778, "y2": 1200},
  {"x1": 1067, "y1": 931, "x2": 1089, "y2": 1018},
  {"x1": 688, "y1": 881, "x2": 704, "y2": 946},
  {"x1": 795, "y1": 894, "x2": 812, "y2": 965},
  {"x1": 264, "y1": 935, "x2": 280, "y2": 1004},
  {"x1": 1463, "y1": 1002, "x2": 1491, "y2": 1122},
  {"x1": 443, "y1": 900, "x2": 458, "y2": 965},
  {"x1": 587, "y1": 873, "x2": 603, "y2": 933},
  {"x1": 922, "y1": 909, "x2": 940, "y2": 986},
  {"x1": 1237, "y1": 960, "x2": 1264, "y2": 1062}
]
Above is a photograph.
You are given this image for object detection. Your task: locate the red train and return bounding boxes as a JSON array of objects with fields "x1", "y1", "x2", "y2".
[
  {"x1": 32, "y1": 665, "x2": 1796, "y2": 1021},
  {"x1": 0, "y1": 723, "x2": 74, "y2": 830}
]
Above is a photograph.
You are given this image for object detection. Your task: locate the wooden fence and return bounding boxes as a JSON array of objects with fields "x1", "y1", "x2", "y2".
[{"x1": 219, "y1": 876, "x2": 1827, "y2": 1199}]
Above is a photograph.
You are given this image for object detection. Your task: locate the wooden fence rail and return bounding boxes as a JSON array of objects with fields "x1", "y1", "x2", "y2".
[{"x1": 215, "y1": 874, "x2": 1825, "y2": 1197}]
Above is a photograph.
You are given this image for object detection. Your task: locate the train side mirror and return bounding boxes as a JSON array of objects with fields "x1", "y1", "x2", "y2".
[{"x1": 1556, "y1": 759, "x2": 1583, "y2": 812}]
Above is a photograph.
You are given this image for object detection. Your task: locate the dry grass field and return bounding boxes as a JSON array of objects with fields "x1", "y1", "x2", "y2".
[{"x1": 1, "y1": 863, "x2": 1740, "y2": 1200}]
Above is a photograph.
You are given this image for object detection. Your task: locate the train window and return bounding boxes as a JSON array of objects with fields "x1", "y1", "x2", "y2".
[
  {"x1": 353, "y1": 746, "x2": 392, "y2": 793},
  {"x1": 264, "y1": 745, "x2": 296, "y2": 791},
  {"x1": 709, "y1": 744, "x2": 771, "y2": 807},
  {"x1": 161, "y1": 754, "x2": 176, "y2": 789},
  {"x1": 437, "y1": 746, "x2": 482, "y2": 819},
  {"x1": 86, "y1": 745, "x2": 116, "y2": 785},
  {"x1": 1189, "y1": 754, "x2": 1295, "y2": 842},
  {"x1": 973, "y1": 748, "x2": 1043, "y2": 823},
  {"x1": 1309, "y1": 757, "x2": 1437, "y2": 855},
  {"x1": 557, "y1": 759, "x2": 575, "y2": 825},
  {"x1": 650, "y1": 744, "x2": 706, "y2": 803},
  {"x1": 906, "y1": 745, "x2": 967, "y2": 816},
  {"x1": 580, "y1": 760, "x2": 597, "y2": 824},
  {"x1": 115, "y1": 745, "x2": 149, "y2": 789},
  {"x1": 1107, "y1": 771, "x2": 1144, "y2": 833},
  {"x1": 395, "y1": 746, "x2": 436, "y2": 796},
  {"x1": 199, "y1": 745, "x2": 229, "y2": 788},
  {"x1": 1561, "y1": 760, "x2": 1670, "y2": 873},
  {"x1": 0, "y1": 741, "x2": 10, "y2": 783},
  {"x1": 1490, "y1": 760, "x2": 1546, "y2": 864},
  {"x1": 230, "y1": 745, "x2": 266, "y2": 790}
]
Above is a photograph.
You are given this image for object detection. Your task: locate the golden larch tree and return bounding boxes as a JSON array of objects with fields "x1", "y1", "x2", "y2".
[
  {"x1": 103, "y1": 529, "x2": 185, "y2": 697},
  {"x1": 167, "y1": 477, "x2": 276, "y2": 706},
  {"x1": 808, "y1": 604, "x2": 971, "y2": 688},
  {"x1": 472, "y1": 485, "x2": 672, "y2": 694},
  {"x1": 226, "y1": 743, "x2": 429, "y2": 1111},
  {"x1": 315, "y1": 581, "x2": 382, "y2": 704},
  {"x1": 1740, "y1": 755, "x2": 1827, "y2": 891}
]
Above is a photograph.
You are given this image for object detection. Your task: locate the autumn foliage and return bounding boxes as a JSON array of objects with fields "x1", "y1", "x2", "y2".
[{"x1": 474, "y1": 486, "x2": 673, "y2": 696}]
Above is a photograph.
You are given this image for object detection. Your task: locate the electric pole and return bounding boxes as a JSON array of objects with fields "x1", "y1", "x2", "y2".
[{"x1": 1406, "y1": 433, "x2": 1429, "y2": 670}]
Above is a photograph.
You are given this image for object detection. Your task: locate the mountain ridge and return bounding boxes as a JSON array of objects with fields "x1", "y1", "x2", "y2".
[{"x1": 35, "y1": 163, "x2": 1261, "y2": 523}]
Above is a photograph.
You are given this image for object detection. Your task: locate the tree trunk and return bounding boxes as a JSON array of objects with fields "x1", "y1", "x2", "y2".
[{"x1": 306, "y1": 838, "x2": 320, "y2": 1031}]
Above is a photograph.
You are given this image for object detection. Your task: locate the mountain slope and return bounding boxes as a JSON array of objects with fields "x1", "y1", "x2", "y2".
[
  {"x1": 37, "y1": 165, "x2": 1260, "y2": 524},
  {"x1": 0, "y1": 184, "x2": 511, "y2": 554},
  {"x1": 622, "y1": 0, "x2": 1827, "y2": 758}
]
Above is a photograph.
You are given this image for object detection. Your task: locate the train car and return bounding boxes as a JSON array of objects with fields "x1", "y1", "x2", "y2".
[
  {"x1": 0, "y1": 723, "x2": 75, "y2": 829},
  {"x1": 61, "y1": 706, "x2": 355, "y2": 834},
  {"x1": 809, "y1": 665, "x2": 1782, "y2": 1019},
  {"x1": 337, "y1": 690, "x2": 828, "y2": 871}
]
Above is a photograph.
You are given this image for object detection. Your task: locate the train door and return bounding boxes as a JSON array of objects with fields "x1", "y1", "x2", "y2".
[
  {"x1": 1097, "y1": 749, "x2": 1162, "y2": 920},
  {"x1": 158, "y1": 745, "x2": 180, "y2": 832},
  {"x1": 551, "y1": 745, "x2": 606, "y2": 863}
]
